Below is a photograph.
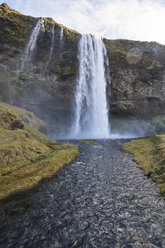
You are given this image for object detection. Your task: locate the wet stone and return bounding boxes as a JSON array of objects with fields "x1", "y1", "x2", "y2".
[{"x1": 0, "y1": 140, "x2": 165, "y2": 248}]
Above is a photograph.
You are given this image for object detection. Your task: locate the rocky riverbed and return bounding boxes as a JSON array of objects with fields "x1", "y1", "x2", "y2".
[{"x1": 0, "y1": 139, "x2": 165, "y2": 248}]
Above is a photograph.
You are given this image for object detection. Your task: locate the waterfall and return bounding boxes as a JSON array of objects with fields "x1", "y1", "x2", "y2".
[
  {"x1": 48, "y1": 24, "x2": 55, "y2": 64},
  {"x1": 71, "y1": 34, "x2": 110, "y2": 139},
  {"x1": 60, "y1": 27, "x2": 64, "y2": 41},
  {"x1": 21, "y1": 18, "x2": 43, "y2": 72}
]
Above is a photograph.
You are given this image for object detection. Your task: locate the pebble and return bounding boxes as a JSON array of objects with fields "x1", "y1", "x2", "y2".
[{"x1": 0, "y1": 139, "x2": 165, "y2": 248}]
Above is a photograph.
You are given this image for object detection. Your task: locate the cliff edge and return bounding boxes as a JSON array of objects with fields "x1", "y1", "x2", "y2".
[{"x1": 0, "y1": 3, "x2": 165, "y2": 134}]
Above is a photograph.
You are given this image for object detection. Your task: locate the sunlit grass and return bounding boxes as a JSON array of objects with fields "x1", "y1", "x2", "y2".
[
  {"x1": 79, "y1": 139, "x2": 96, "y2": 144},
  {"x1": 0, "y1": 101, "x2": 78, "y2": 199},
  {"x1": 123, "y1": 134, "x2": 165, "y2": 196}
]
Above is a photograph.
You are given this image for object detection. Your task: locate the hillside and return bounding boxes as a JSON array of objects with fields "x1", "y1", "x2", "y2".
[
  {"x1": 0, "y1": 101, "x2": 78, "y2": 199},
  {"x1": 123, "y1": 135, "x2": 165, "y2": 196}
]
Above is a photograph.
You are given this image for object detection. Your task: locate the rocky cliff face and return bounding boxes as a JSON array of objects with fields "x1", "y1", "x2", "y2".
[
  {"x1": 0, "y1": 3, "x2": 165, "y2": 135},
  {"x1": 104, "y1": 39, "x2": 165, "y2": 117},
  {"x1": 0, "y1": 3, "x2": 80, "y2": 133}
]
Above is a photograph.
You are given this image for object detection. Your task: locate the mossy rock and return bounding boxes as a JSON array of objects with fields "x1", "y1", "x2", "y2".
[
  {"x1": 79, "y1": 139, "x2": 96, "y2": 144},
  {"x1": 0, "y1": 111, "x2": 24, "y2": 130},
  {"x1": 0, "y1": 101, "x2": 47, "y2": 134},
  {"x1": 0, "y1": 3, "x2": 80, "y2": 47},
  {"x1": 0, "y1": 3, "x2": 34, "y2": 45}
]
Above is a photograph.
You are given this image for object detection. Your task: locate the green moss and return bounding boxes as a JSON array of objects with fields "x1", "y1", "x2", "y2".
[
  {"x1": 55, "y1": 62, "x2": 78, "y2": 77},
  {"x1": 139, "y1": 55, "x2": 161, "y2": 70},
  {"x1": 79, "y1": 139, "x2": 96, "y2": 144},
  {"x1": 0, "y1": 136, "x2": 78, "y2": 199},
  {"x1": 0, "y1": 3, "x2": 34, "y2": 45},
  {"x1": 123, "y1": 134, "x2": 165, "y2": 197},
  {"x1": 0, "y1": 3, "x2": 80, "y2": 47},
  {"x1": 103, "y1": 39, "x2": 127, "y2": 66},
  {"x1": 0, "y1": 101, "x2": 47, "y2": 134},
  {"x1": 63, "y1": 25, "x2": 80, "y2": 42},
  {"x1": 159, "y1": 182, "x2": 165, "y2": 194},
  {"x1": 0, "y1": 101, "x2": 78, "y2": 199},
  {"x1": 103, "y1": 38, "x2": 162, "y2": 73}
]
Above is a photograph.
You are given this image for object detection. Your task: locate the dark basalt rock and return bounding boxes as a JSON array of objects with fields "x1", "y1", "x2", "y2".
[
  {"x1": 0, "y1": 3, "x2": 80, "y2": 133},
  {"x1": 104, "y1": 38, "x2": 165, "y2": 117},
  {"x1": 0, "y1": 3, "x2": 165, "y2": 134}
]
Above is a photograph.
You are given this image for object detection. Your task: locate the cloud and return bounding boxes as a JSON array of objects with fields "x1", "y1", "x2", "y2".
[
  {"x1": 24, "y1": 0, "x2": 33, "y2": 12},
  {"x1": 3, "y1": 0, "x2": 165, "y2": 44}
]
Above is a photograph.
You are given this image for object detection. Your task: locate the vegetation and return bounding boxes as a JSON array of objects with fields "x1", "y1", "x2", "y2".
[
  {"x1": 0, "y1": 101, "x2": 78, "y2": 199},
  {"x1": 0, "y1": 100, "x2": 46, "y2": 133},
  {"x1": 79, "y1": 140, "x2": 100, "y2": 146},
  {"x1": 0, "y1": 3, "x2": 34, "y2": 45},
  {"x1": 0, "y1": 3, "x2": 80, "y2": 46},
  {"x1": 79, "y1": 140, "x2": 96, "y2": 144},
  {"x1": 123, "y1": 135, "x2": 165, "y2": 197},
  {"x1": 103, "y1": 38, "x2": 162, "y2": 71},
  {"x1": 63, "y1": 25, "x2": 80, "y2": 42}
]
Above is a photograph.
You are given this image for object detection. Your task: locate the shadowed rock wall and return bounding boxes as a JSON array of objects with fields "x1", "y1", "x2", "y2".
[
  {"x1": 1, "y1": 3, "x2": 165, "y2": 134},
  {"x1": 104, "y1": 39, "x2": 165, "y2": 117}
]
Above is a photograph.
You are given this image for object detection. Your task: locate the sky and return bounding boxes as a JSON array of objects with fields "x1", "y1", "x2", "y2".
[{"x1": 1, "y1": 0, "x2": 165, "y2": 44}]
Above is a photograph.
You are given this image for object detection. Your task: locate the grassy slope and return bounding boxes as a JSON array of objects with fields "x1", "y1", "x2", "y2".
[
  {"x1": 0, "y1": 101, "x2": 78, "y2": 199},
  {"x1": 123, "y1": 135, "x2": 165, "y2": 196},
  {"x1": 0, "y1": 3, "x2": 34, "y2": 45},
  {"x1": 0, "y1": 3, "x2": 79, "y2": 45}
]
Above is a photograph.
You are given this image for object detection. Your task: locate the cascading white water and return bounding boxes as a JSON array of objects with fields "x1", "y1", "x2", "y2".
[
  {"x1": 60, "y1": 27, "x2": 64, "y2": 41},
  {"x1": 71, "y1": 34, "x2": 110, "y2": 139},
  {"x1": 59, "y1": 26, "x2": 64, "y2": 61},
  {"x1": 48, "y1": 24, "x2": 55, "y2": 65},
  {"x1": 21, "y1": 18, "x2": 43, "y2": 71}
]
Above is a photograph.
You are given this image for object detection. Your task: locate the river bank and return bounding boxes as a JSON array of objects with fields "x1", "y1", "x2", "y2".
[{"x1": 0, "y1": 139, "x2": 165, "y2": 248}]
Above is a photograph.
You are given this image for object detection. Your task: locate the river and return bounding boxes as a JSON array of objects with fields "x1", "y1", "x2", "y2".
[{"x1": 0, "y1": 139, "x2": 165, "y2": 248}]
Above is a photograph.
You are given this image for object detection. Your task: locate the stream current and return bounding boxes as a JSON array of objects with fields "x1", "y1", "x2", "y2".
[{"x1": 0, "y1": 139, "x2": 165, "y2": 248}]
